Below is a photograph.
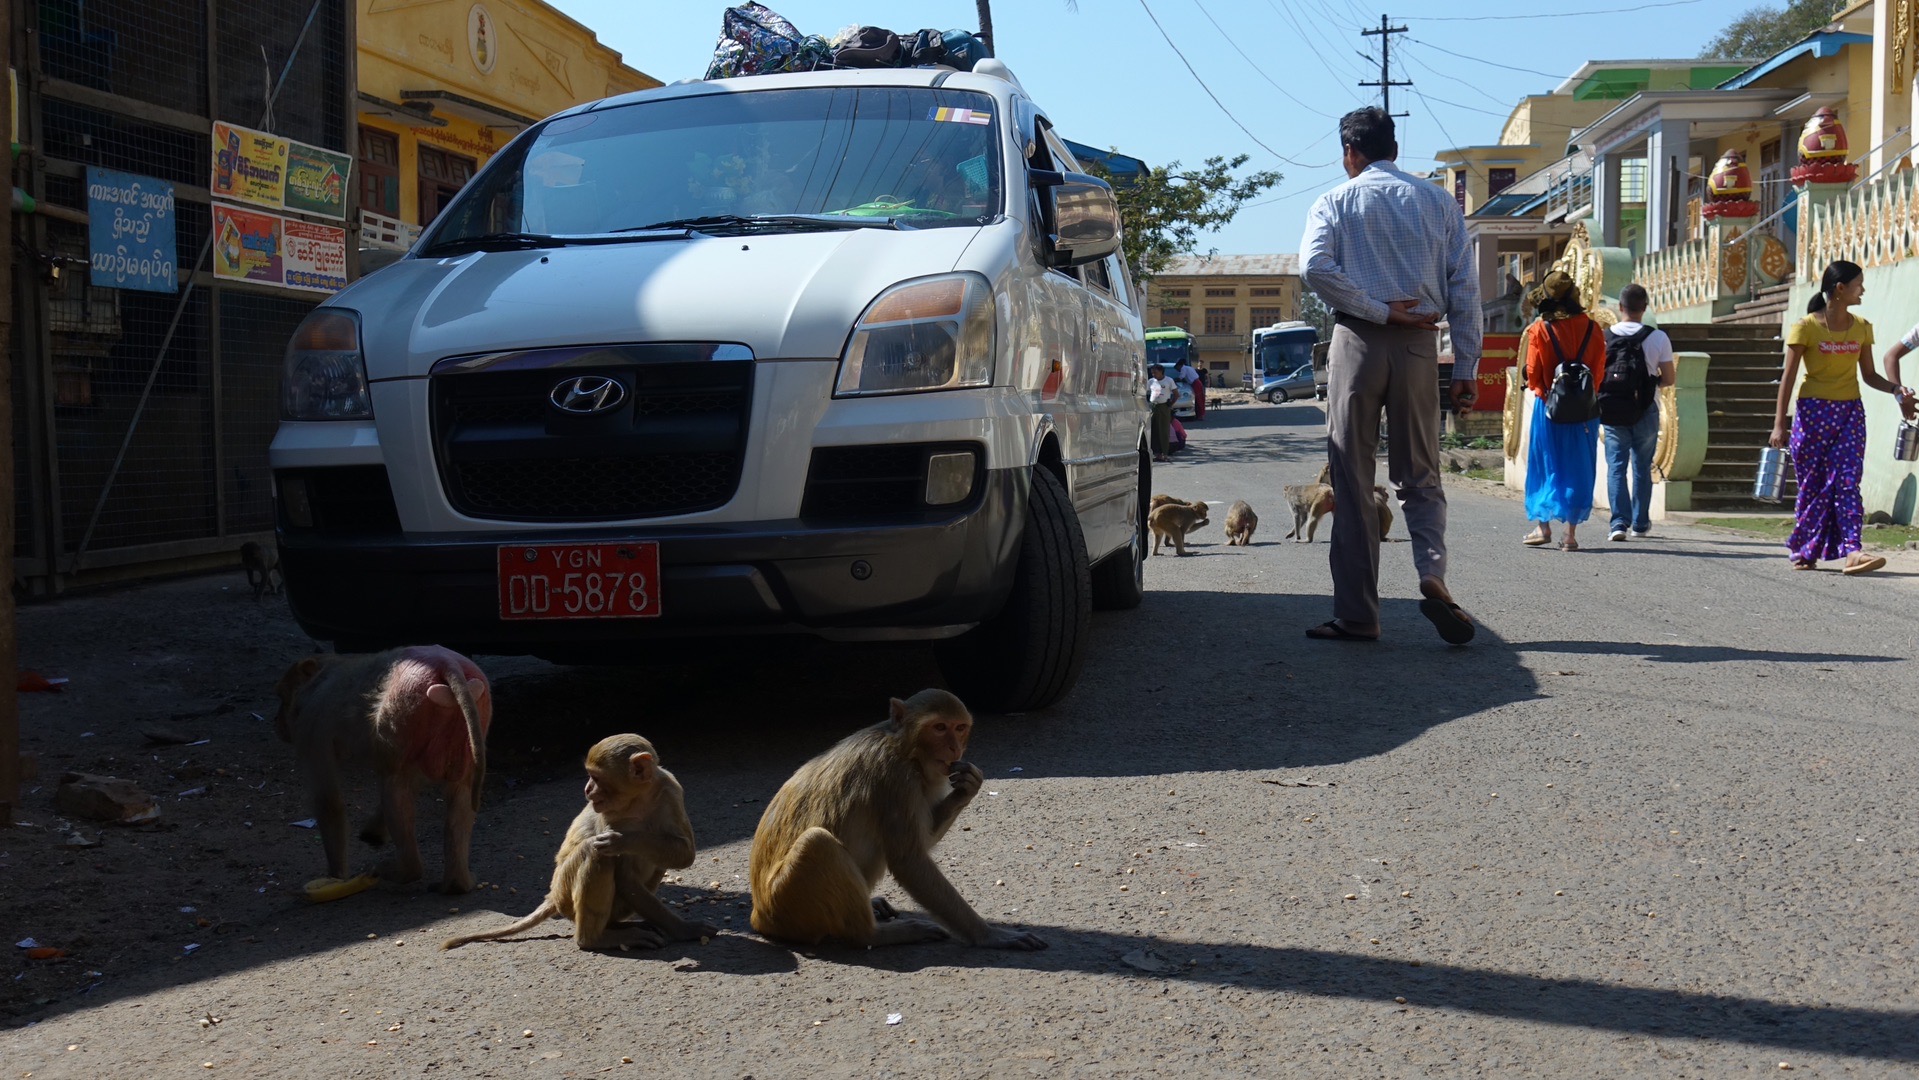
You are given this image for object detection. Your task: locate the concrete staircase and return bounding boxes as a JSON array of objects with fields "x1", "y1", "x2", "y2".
[
  {"x1": 1713, "y1": 281, "x2": 1794, "y2": 327},
  {"x1": 1661, "y1": 322, "x2": 1796, "y2": 510}
]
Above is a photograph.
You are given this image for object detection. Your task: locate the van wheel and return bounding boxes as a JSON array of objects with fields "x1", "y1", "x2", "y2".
[
  {"x1": 1091, "y1": 448, "x2": 1147, "y2": 610},
  {"x1": 937, "y1": 468, "x2": 1090, "y2": 713}
]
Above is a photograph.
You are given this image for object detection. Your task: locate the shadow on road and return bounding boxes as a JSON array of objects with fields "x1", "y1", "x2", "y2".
[
  {"x1": 1519, "y1": 640, "x2": 1907, "y2": 665},
  {"x1": 780, "y1": 923, "x2": 1919, "y2": 1063}
]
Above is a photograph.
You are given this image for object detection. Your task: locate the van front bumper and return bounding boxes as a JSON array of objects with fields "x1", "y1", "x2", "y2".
[{"x1": 277, "y1": 468, "x2": 1028, "y2": 656}]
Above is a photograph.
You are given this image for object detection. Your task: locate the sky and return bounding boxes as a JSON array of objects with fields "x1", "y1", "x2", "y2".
[{"x1": 546, "y1": 0, "x2": 1743, "y2": 256}]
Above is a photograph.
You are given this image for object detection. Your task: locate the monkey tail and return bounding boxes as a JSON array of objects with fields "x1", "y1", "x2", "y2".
[
  {"x1": 444, "y1": 668, "x2": 487, "y2": 810},
  {"x1": 440, "y1": 900, "x2": 557, "y2": 950}
]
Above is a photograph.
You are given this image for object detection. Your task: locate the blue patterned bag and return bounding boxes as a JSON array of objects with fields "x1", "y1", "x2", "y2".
[{"x1": 704, "y1": 3, "x2": 832, "y2": 79}]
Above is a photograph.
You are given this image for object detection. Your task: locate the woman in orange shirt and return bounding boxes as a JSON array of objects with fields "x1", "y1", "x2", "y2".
[{"x1": 1521, "y1": 271, "x2": 1606, "y2": 550}]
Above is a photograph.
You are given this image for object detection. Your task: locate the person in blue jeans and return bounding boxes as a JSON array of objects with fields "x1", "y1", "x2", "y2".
[{"x1": 1602, "y1": 284, "x2": 1676, "y2": 541}]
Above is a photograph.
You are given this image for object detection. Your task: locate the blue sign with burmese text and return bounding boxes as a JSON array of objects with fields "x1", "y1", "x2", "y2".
[{"x1": 87, "y1": 167, "x2": 178, "y2": 293}]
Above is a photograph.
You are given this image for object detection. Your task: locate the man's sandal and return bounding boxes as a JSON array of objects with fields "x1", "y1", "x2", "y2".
[
  {"x1": 1305, "y1": 620, "x2": 1378, "y2": 642},
  {"x1": 1418, "y1": 598, "x2": 1477, "y2": 645}
]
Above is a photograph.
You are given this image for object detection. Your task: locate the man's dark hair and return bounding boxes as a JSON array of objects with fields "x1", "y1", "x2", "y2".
[
  {"x1": 1339, "y1": 107, "x2": 1396, "y2": 163},
  {"x1": 1619, "y1": 283, "x2": 1649, "y2": 313}
]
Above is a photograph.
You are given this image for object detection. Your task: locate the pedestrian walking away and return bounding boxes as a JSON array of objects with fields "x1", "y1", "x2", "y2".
[
  {"x1": 1147, "y1": 363, "x2": 1176, "y2": 463},
  {"x1": 1299, "y1": 106, "x2": 1480, "y2": 645},
  {"x1": 1521, "y1": 271, "x2": 1606, "y2": 551},
  {"x1": 1600, "y1": 283, "x2": 1676, "y2": 542},
  {"x1": 1770, "y1": 260, "x2": 1908, "y2": 573}
]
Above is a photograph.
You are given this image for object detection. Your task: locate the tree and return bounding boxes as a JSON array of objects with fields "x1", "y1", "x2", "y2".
[
  {"x1": 1082, "y1": 154, "x2": 1283, "y2": 281},
  {"x1": 1699, "y1": 0, "x2": 1845, "y2": 59},
  {"x1": 1296, "y1": 290, "x2": 1334, "y2": 340}
]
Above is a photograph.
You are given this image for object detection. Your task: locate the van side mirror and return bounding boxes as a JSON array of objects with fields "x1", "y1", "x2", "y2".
[{"x1": 1030, "y1": 170, "x2": 1122, "y2": 267}]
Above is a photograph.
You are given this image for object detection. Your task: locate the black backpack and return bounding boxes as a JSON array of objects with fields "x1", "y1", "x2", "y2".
[
  {"x1": 1597, "y1": 324, "x2": 1658, "y2": 426},
  {"x1": 1542, "y1": 320, "x2": 1597, "y2": 424}
]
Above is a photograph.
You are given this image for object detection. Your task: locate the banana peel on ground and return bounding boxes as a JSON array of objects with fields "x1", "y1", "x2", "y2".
[{"x1": 303, "y1": 873, "x2": 378, "y2": 903}]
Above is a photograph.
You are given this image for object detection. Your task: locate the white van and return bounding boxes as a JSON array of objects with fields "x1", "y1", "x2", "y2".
[{"x1": 268, "y1": 62, "x2": 1150, "y2": 712}]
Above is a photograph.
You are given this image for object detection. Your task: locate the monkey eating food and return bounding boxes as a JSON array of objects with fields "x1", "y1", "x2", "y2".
[
  {"x1": 748, "y1": 689, "x2": 1045, "y2": 951},
  {"x1": 443, "y1": 734, "x2": 715, "y2": 951},
  {"x1": 274, "y1": 645, "x2": 491, "y2": 894},
  {"x1": 1148, "y1": 499, "x2": 1210, "y2": 556},
  {"x1": 1223, "y1": 500, "x2": 1258, "y2": 546}
]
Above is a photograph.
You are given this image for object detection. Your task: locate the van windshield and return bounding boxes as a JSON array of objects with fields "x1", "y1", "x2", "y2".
[{"x1": 426, "y1": 86, "x2": 1003, "y2": 248}]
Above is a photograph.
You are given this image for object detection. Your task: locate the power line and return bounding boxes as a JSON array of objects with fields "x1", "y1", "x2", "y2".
[
  {"x1": 1191, "y1": 0, "x2": 1339, "y2": 120},
  {"x1": 1406, "y1": 38, "x2": 1567, "y2": 80},
  {"x1": 1406, "y1": 80, "x2": 1486, "y2": 184},
  {"x1": 1412, "y1": 88, "x2": 1517, "y2": 119},
  {"x1": 1408, "y1": 0, "x2": 1705, "y2": 20},
  {"x1": 1399, "y1": 47, "x2": 1516, "y2": 109},
  {"x1": 1265, "y1": 0, "x2": 1373, "y2": 85},
  {"x1": 1133, "y1": 0, "x2": 1339, "y2": 169}
]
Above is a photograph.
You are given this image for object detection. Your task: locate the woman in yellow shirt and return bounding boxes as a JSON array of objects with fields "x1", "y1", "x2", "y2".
[{"x1": 1769, "y1": 260, "x2": 1907, "y2": 572}]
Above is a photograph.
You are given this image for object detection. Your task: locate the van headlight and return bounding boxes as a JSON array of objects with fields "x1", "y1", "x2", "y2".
[
  {"x1": 835, "y1": 274, "x2": 995, "y2": 396},
  {"x1": 282, "y1": 308, "x2": 372, "y2": 420}
]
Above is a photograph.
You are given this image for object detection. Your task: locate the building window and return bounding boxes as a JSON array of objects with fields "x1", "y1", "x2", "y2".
[
  {"x1": 359, "y1": 128, "x2": 400, "y2": 218},
  {"x1": 1250, "y1": 287, "x2": 1284, "y2": 297},
  {"x1": 419, "y1": 145, "x2": 478, "y2": 225},
  {"x1": 1454, "y1": 171, "x2": 1466, "y2": 210},
  {"x1": 1204, "y1": 307, "x2": 1235, "y2": 334},
  {"x1": 1250, "y1": 306, "x2": 1283, "y2": 328},
  {"x1": 1160, "y1": 308, "x2": 1190, "y2": 330},
  {"x1": 1488, "y1": 168, "x2": 1517, "y2": 196},
  {"x1": 1165, "y1": 288, "x2": 1190, "y2": 298},
  {"x1": 1619, "y1": 158, "x2": 1648, "y2": 202},
  {"x1": 1205, "y1": 287, "x2": 1236, "y2": 297}
]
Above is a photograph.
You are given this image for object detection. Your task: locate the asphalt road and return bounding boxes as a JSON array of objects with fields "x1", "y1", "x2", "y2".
[{"x1": 7, "y1": 398, "x2": 1919, "y2": 1078}]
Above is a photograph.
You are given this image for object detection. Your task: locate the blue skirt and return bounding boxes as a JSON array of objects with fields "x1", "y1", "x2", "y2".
[{"x1": 1525, "y1": 397, "x2": 1600, "y2": 525}]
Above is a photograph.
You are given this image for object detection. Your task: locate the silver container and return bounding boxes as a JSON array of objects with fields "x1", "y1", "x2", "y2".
[
  {"x1": 1895, "y1": 419, "x2": 1919, "y2": 462},
  {"x1": 1754, "y1": 445, "x2": 1788, "y2": 502}
]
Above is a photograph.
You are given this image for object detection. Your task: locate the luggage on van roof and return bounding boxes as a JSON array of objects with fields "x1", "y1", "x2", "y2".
[{"x1": 702, "y1": 3, "x2": 990, "y2": 80}]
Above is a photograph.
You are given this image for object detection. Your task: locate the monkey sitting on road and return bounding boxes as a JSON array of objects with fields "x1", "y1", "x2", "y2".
[
  {"x1": 443, "y1": 734, "x2": 716, "y2": 951},
  {"x1": 1223, "y1": 500, "x2": 1258, "y2": 546},
  {"x1": 274, "y1": 646, "x2": 490, "y2": 893},
  {"x1": 1149, "y1": 499, "x2": 1209, "y2": 556},
  {"x1": 748, "y1": 689, "x2": 1046, "y2": 951},
  {"x1": 240, "y1": 540, "x2": 283, "y2": 599}
]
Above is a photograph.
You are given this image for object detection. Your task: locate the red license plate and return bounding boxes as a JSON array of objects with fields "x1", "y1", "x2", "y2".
[{"x1": 497, "y1": 542, "x2": 661, "y2": 620}]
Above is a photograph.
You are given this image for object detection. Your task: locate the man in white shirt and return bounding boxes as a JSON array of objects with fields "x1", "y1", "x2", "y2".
[
  {"x1": 1874, "y1": 319, "x2": 1919, "y2": 421},
  {"x1": 1147, "y1": 364, "x2": 1177, "y2": 462},
  {"x1": 1603, "y1": 284, "x2": 1677, "y2": 541}
]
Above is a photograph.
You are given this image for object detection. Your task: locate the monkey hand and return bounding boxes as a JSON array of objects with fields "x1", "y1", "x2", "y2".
[
  {"x1": 977, "y1": 926, "x2": 1049, "y2": 951},
  {"x1": 947, "y1": 761, "x2": 983, "y2": 801},
  {"x1": 588, "y1": 829, "x2": 627, "y2": 857}
]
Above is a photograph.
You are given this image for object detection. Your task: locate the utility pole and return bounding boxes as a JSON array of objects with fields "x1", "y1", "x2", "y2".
[
  {"x1": 1358, "y1": 14, "x2": 1410, "y2": 118},
  {"x1": 0, "y1": 0, "x2": 18, "y2": 827}
]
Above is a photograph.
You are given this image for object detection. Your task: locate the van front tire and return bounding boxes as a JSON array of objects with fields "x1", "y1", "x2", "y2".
[{"x1": 937, "y1": 468, "x2": 1090, "y2": 713}]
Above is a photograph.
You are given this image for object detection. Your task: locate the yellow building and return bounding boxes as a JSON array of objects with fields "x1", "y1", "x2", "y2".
[
  {"x1": 355, "y1": 0, "x2": 659, "y2": 255},
  {"x1": 1143, "y1": 255, "x2": 1302, "y2": 385}
]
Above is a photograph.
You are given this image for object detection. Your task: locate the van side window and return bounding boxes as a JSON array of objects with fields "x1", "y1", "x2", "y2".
[
  {"x1": 1083, "y1": 257, "x2": 1111, "y2": 294},
  {"x1": 1029, "y1": 121, "x2": 1084, "y2": 282},
  {"x1": 1103, "y1": 253, "x2": 1132, "y2": 309}
]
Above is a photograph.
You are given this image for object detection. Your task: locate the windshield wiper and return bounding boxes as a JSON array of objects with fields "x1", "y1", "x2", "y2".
[
  {"x1": 420, "y1": 231, "x2": 557, "y2": 255},
  {"x1": 620, "y1": 214, "x2": 904, "y2": 235}
]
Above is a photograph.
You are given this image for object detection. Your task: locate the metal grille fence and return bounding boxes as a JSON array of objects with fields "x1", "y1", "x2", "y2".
[{"x1": 13, "y1": 0, "x2": 353, "y2": 590}]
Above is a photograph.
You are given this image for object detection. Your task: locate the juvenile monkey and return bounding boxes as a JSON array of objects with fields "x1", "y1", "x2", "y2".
[
  {"x1": 240, "y1": 540, "x2": 283, "y2": 599},
  {"x1": 1223, "y1": 500, "x2": 1258, "y2": 546},
  {"x1": 1149, "y1": 493, "x2": 1186, "y2": 514},
  {"x1": 749, "y1": 689, "x2": 1045, "y2": 951},
  {"x1": 1149, "y1": 499, "x2": 1209, "y2": 555},
  {"x1": 443, "y1": 734, "x2": 715, "y2": 951},
  {"x1": 1282, "y1": 482, "x2": 1335, "y2": 542},
  {"x1": 274, "y1": 645, "x2": 490, "y2": 893}
]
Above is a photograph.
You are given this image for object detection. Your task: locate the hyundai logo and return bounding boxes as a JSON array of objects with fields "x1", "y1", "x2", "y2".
[{"x1": 549, "y1": 375, "x2": 627, "y2": 415}]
